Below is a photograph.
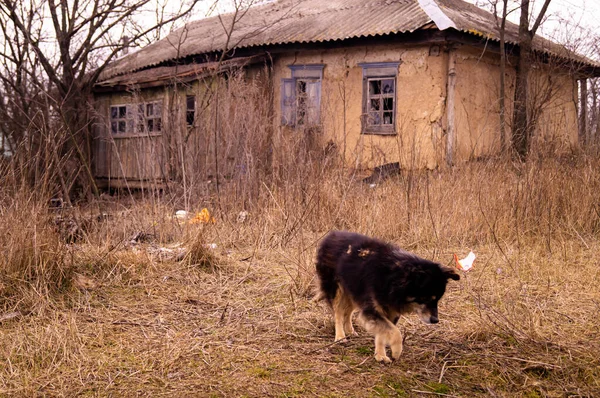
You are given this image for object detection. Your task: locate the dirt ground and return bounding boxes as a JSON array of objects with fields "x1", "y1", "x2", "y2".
[{"x1": 1, "y1": 234, "x2": 599, "y2": 397}]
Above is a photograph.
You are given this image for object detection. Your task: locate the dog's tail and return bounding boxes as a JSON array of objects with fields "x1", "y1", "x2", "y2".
[{"x1": 315, "y1": 233, "x2": 341, "y2": 307}]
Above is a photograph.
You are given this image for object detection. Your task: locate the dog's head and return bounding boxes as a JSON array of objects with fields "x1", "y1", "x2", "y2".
[{"x1": 396, "y1": 261, "x2": 460, "y2": 324}]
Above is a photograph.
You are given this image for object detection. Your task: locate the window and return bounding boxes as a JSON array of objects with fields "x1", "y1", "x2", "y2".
[
  {"x1": 186, "y1": 95, "x2": 196, "y2": 127},
  {"x1": 143, "y1": 101, "x2": 162, "y2": 132},
  {"x1": 110, "y1": 105, "x2": 131, "y2": 134},
  {"x1": 281, "y1": 64, "x2": 324, "y2": 127},
  {"x1": 110, "y1": 100, "x2": 163, "y2": 135},
  {"x1": 359, "y1": 62, "x2": 400, "y2": 135}
]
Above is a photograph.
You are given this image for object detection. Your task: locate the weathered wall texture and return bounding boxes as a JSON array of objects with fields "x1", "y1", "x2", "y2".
[
  {"x1": 272, "y1": 44, "x2": 448, "y2": 169},
  {"x1": 453, "y1": 46, "x2": 503, "y2": 160},
  {"x1": 453, "y1": 46, "x2": 578, "y2": 160},
  {"x1": 94, "y1": 42, "x2": 580, "y2": 183},
  {"x1": 273, "y1": 43, "x2": 580, "y2": 169},
  {"x1": 93, "y1": 88, "x2": 168, "y2": 184},
  {"x1": 529, "y1": 69, "x2": 578, "y2": 149}
]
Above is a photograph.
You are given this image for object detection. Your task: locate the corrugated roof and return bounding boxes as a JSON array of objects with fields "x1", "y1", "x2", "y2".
[
  {"x1": 95, "y1": 56, "x2": 264, "y2": 90},
  {"x1": 436, "y1": 0, "x2": 576, "y2": 60},
  {"x1": 98, "y1": 0, "x2": 598, "y2": 82}
]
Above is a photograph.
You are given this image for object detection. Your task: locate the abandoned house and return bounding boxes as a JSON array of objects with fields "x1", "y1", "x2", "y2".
[{"x1": 92, "y1": 0, "x2": 600, "y2": 188}]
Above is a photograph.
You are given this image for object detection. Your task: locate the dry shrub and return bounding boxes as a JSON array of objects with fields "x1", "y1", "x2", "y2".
[
  {"x1": 220, "y1": 154, "x2": 600, "y2": 252},
  {"x1": 183, "y1": 229, "x2": 219, "y2": 270}
]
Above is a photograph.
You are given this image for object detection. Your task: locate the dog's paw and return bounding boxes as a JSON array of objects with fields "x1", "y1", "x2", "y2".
[
  {"x1": 375, "y1": 354, "x2": 392, "y2": 364},
  {"x1": 345, "y1": 329, "x2": 358, "y2": 337},
  {"x1": 391, "y1": 345, "x2": 403, "y2": 360}
]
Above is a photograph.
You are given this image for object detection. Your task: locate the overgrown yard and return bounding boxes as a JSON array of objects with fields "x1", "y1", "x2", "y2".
[{"x1": 1, "y1": 158, "x2": 600, "y2": 397}]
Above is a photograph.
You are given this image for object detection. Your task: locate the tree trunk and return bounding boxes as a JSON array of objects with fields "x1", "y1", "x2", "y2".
[
  {"x1": 512, "y1": 38, "x2": 532, "y2": 159},
  {"x1": 512, "y1": 0, "x2": 532, "y2": 159},
  {"x1": 498, "y1": 0, "x2": 508, "y2": 152},
  {"x1": 511, "y1": 0, "x2": 552, "y2": 160},
  {"x1": 579, "y1": 79, "x2": 588, "y2": 145}
]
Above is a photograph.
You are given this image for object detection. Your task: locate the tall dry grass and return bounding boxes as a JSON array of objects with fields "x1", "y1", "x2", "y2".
[
  {"x1": 0, "y1": 189, "x2": 72, "y2": 312},
  {"x1": 3, "y1": 70, "x2": 600, "y2": 312},
  {"x1": 2, "y1": 73, "x2": 600, "y2": 395}
]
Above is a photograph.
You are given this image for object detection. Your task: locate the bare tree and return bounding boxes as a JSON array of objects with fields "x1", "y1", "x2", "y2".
[
  {"x1": 0, "y1": 0, "x2": 201, "y2": 197},
  {"x1": 489, "y1": 0, "x2": 513, "y2": 152},
  {"x1": 511, "y1": 0, "x2": 552, "y2": 159}
]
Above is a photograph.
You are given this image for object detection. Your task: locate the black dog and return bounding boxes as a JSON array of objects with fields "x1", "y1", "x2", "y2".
[{"x1": 315, "y1": 230, "x2": 460, "y2": 363}]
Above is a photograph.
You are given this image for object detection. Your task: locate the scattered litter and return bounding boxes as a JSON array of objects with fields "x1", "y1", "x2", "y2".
[
  {"x1": 148, "y1": 246, "x2": 187, "y2": 262},
  {"x1": 175, "y1": 210, "x2": 189, "y2": 219},
  {"x1": 362, "y1": 162, "x2": 401, "y2": 184},
  {"x1": 369, "y1": 183, "x2": 377, "y2": 188},
  {"x1": 130, "y1": 231, "x2": 155, "y2": 244},
  {"x1": 189, "y1": 208, "x2": 216, "y2": 224},
  {"x1": 454, "y1": 251, "x2": 476, "y2": 272},
  {"x1": 206, "y1": 243, "x2": 217, "y2": 250},
  {"x1": 0, "y1": 311, "x2": 21, "y2": 323},
  {"x1": 237, "y1": 211, "x2": 248, "y2": 223},
  {"x1": 73, "y1": 273, "x2": 98, "y2": 290}
]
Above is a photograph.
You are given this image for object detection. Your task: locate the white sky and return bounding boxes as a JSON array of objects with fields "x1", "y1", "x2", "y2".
[{"x1": 466, "y1": 0, "x2": 599, "y2": 56}]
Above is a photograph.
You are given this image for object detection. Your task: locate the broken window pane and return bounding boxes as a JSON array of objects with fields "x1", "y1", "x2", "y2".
[
  {"x1": 383, "y1": 112, "x2": 393, "y2": 125},
  {"x1": 383, "y1": 98, "x2": 393, "y2": 111},
  {"x1": 111, "y1": 107, "x2": 118, "y2": 119},
  {"x1": 369, "y1": 80, "x2": 381, "y2": 95},
  {"x1": 186, "y1": 95, "x2": 195, "y2": 126},
  {"x1": 119, "y1": 106, "x2": 127, "y2": 118},
  {"x1": 365, "y1": 77, "x2": 395, "y2": 128},
  {"x1": 382, "y1": 79, "x2": 394, "y2": 94},
  {"x1": 370, "y1": 99, "x2": 381, "y2": 111}
]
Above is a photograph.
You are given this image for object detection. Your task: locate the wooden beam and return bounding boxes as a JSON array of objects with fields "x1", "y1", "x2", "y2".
[
  {"x1": 579, "y1": 78, "x2": 588, "y2": 145},
  {"x1": 446, "y1": 48, "x2": 457, "y2": 166}
]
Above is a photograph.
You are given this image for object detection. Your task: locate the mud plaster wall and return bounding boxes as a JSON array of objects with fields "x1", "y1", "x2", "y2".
[
  {"x1": 530, "y1": 69, "x2": 578, "y2": 148},
  {"x1": 453, "y1": 46, "x2": 578, "y2": 161},
  {"x1": 272, "y1": 45, "x2": 447, "y2": 169}
]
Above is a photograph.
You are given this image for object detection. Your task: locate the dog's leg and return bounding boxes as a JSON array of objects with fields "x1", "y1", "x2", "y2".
[
  {"x1": 332, "y1": 288, "x2": 346, "y2": 341},
  {"x1": 389, "y1": 327, "x2": 403, "y2": 360},
  {"x1": 343, "y1": 308, "x2": 357, "y2": 337},
  {"x1": 338, "y1": 292, "x2": 357, "y2": 337},
  {"x1": 358, "y1": 310, "x2": 402, "y2": 363}
]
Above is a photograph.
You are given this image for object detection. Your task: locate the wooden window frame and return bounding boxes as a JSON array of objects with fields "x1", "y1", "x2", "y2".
[
  {"x1": 186, "y1": 95, "x2": 196, "y2": 127},
  {"x1": 110, "y1": 100, "x2": 163, "y2": 138},
  {"x1": 358, "y1": 62, "x2": 400, "y2": 135},
  {"x1": 281, "y1": 64, "x2": 324, "y2": 127}
]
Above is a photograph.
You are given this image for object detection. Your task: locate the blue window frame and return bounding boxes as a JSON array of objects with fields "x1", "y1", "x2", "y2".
[
  {"x1": 358, "y1": 62, "x2": 400, "y2": 135},
  {"x1": 281, "y1": 64, "x2": 324, "y2": 127}
]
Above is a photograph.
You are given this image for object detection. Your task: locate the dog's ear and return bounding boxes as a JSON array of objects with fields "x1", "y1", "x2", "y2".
[{"x1": 442, "y1": 267, "x2": 460, "y2": 281}]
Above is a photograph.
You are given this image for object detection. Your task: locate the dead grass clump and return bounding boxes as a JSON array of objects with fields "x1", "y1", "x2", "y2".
[
  {"x1": 0, "y1": 192, "x2": 73, "y2": 312},
  {"x1": 183, "y1": 229, "x2": 219, "y2": 270}
]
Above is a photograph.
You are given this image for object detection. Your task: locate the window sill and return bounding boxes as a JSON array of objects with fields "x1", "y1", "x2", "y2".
[
  {"x1": 361, "y1": 130, "x2": 397, "y2": 136},
  {"x1": 111, "y1": 133, "x2": 162, "y2": 139}
]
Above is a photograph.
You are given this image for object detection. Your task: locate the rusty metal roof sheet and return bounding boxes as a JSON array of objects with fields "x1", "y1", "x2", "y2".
[
  {"x1": 95, "y1": 55, "x2": 264, "y2": 90},
  {"x1": 99, "y1": 0, "x2": 597, "y2": 82}
]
